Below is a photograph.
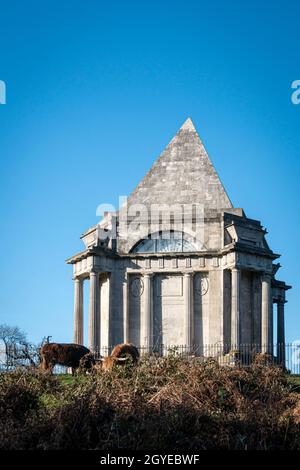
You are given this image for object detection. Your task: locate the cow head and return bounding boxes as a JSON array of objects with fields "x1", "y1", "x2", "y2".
[{"x1": 79, "y1": 352, "x2": 96, "y2": 372}]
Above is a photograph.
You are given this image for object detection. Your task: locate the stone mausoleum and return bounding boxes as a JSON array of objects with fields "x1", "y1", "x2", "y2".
[{"x1": 67, "y1": 118, "x2": 290, "y2": 358}]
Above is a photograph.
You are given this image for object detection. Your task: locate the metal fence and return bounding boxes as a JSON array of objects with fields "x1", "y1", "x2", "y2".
[
  {"x1": 1, "y1": 343, "x2": 300, "y2": 375},
  {"x1": 92, "y1": 343, "x2": 300, "y2": 374}
]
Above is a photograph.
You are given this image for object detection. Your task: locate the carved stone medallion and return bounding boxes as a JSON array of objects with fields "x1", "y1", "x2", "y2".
[
  {"x1": 195, "y1": 275, "x2": 209, "y2": 296},
  {"x1": 130, "y1": 277, "x2": 144, "y2": 297}
]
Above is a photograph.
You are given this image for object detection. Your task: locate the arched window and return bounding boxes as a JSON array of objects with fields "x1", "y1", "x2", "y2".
[{"x1": 130, "y1": 231, "x2": 196, "y2": 253}]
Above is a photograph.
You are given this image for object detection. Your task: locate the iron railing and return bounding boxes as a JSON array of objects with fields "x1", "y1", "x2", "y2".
[
  {"x1": 92, "y1": 343, "x2": 299, "y2": 372},
  {"x1": 1, "y1": 343, "x2": 300, "y2": 374}
]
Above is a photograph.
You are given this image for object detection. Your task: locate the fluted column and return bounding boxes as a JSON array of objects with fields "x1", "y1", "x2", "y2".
[
  {"x1": 184, "y1": 272, "x2": 194, "y2": 353},
  {"x1": 231, "y1": 268, "x2": 240, "y2": 348},
  {"x1": 73, "y1": 278, "x2": 83, "y2": 345},
  {"x1": 277, "y1": 300, "x2": 285, "y2": 365},
  {"x1": 89, "y1": 272, "x2": 100, "y2": 352},
  {"x1": 141, "y1": 274, "x2": 152, "y2": 352},
  {"x1": 261, "y1": 273, "x2": 272, "y2": 354}
]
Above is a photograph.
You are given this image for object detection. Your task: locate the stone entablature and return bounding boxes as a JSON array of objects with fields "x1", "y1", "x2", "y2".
[{"x1": 69, "y1": 248, "x2": 276, "y2": 278}]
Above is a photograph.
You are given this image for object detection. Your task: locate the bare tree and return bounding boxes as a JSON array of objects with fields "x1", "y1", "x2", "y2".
[
  {"x1": 0, "y1": 324, "x2": 27, "y2": 368},
  {"x1": 0, "y1": 324, "x2": 43, "y2": 369},
  {"x1": 0, "y1": 325, "x2": 55, "y2": 370}
]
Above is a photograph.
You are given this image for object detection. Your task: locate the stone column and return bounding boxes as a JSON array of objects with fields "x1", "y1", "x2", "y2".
[
  {"x1": 73, "y1": 278, "x2": 83, "y2": 345},
  {"x1": 141, "y1": 273, "x2": 152, "y2": 352},
  {"x1": 261, "y1": 273, "x2": 272, "y2": 354},
  {"x1": 231, "y1": 268, "x2": 240, "y2": 349},
  {"x1": 184, "y1": 272, "x2": 194, "y2": 353},
  {"x1": 88, "y1": 271, "x2": 100, "y2": 352},
  {"x1": 277, "y1": 300, "x2": 285, "y2": 365},
  {"x1": 123, "y1": 278, "x2": 129, "y2": 344}
]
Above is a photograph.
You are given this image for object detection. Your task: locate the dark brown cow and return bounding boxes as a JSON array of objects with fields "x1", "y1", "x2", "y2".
[
  {"x1": 100, "y1": 343, "x2": 139, "y2": 371},
  {"x1": 40, "y1": 343, "x2": 93, "y2": 374}
]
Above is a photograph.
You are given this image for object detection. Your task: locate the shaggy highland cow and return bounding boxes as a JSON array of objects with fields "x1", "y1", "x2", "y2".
[
  {"x1": 40, "y1": 343, "x2": 92, "y2": 374},
  {"x1": 100, "y1": 343, "x2": 139, "y2": 371}
]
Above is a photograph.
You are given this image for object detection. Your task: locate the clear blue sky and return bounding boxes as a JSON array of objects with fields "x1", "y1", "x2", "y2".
[{"x1": 0, "y1": 0, "x2": 299, "y2": 344}]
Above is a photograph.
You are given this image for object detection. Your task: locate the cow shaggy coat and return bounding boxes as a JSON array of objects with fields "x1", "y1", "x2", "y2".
[
  {"x1": 40, "y1": 343, "x2": 92, "y2": 374},
  {"x1": 101, "y1": 343, "x2": 139, "y2": 371}
]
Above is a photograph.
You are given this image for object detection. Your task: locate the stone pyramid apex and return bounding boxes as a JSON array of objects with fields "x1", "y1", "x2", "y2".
[
  {"x1": 179, "y1": 117, "x2": 196, "y2": 132},
  {"x1": 127, "y1": 118, "x2": 233, "y2": 211}
]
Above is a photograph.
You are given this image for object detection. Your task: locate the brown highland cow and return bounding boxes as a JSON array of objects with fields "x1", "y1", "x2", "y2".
[
  {"x1": 40, "y1": 343, "x2": 94, "y2": 374},
  {"x1": 100, "y1": 343, "x2": 139, "y2": 371}
]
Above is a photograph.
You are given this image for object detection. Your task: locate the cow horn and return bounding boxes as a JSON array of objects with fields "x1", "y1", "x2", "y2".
[{"x1": 115, "y1": 357, "x2": 129, "y2": 363}]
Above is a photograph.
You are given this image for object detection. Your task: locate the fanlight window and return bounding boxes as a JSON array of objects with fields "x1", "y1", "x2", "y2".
[{"x1": 131, "y1": 231, "x2": 196, "y2": 253}]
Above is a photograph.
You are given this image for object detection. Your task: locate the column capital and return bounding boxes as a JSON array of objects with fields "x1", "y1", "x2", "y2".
[
  {"x1": 275, "y1": 297, "x2": 286, "y2": 305},
  {"x1": 183, "y1": 271, "x2": 194, "y2": 277},
  {"x1": 143, "y1": 272, "x2": 154, "y2": 279},
  {"x1": 262, "y1": 272, "x2": 272, "y2": 281},
  {"x1": 231, "y1": 266, "x2": 240, "y2": 271},
  {"x1": 89, "y1": 270, "x2": 97, "y2": 275}
]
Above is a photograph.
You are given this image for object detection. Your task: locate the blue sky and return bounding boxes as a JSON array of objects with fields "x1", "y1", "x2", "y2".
[{"x1": 0, "y1": 0, "x2": 299, "y2": 344}]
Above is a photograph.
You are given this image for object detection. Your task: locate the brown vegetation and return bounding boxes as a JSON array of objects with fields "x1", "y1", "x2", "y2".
[{"x1": 1, "y1": 355, "x2": 300, "y2": 450}]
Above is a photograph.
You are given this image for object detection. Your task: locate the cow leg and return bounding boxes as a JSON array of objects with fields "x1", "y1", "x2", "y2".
[
  {"x1": 41, "y1": 357, "x2": 51, "y2": 373},
  {"x1": 40, "y1": 357, "x2": 45, "y2": 371}
]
